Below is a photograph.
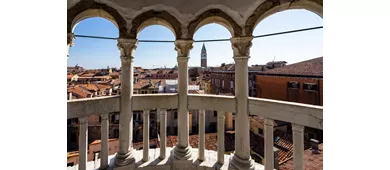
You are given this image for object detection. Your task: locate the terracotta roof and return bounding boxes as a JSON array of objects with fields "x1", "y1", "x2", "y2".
[
  {"x1": 279, "y1": 144, "x2": 323, "y2": 170},
  {"x1": 250, "y1": 131, "x2": 294, "y2": 165},
  {"x1": 79, "y1": 73, "x2": 95, "y2": 77},
  {"x1": 67, "y1": 74, "x2": 74, "y2": 79},
  {"x1": 68, "y1": 86, "x2": 92, "y2": 98},
  {"x1": 78, "y1": 84, "x2": 111, "y2": 91},
  {"x1": 67, "y1": 151, "x2": 79, "y2": 158},
  {"x1": 262, "y1": 57, "x2": 323, "y2": 77},
  {"x1": 166, "y1": 133, "x2": 217, "y2": 151},
  {"x1": 90, "y1": 138, "x2": 119, "y2": 145},
  {"x1": 134, "y1": 79, "x2": 165, "y2": 89}
]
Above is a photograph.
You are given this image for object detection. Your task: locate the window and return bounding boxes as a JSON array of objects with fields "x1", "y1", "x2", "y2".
[
  {"x1": 258, "y1": 128, "x2": 263, "y2": 135},
  {"x1": 67, "y1": 163, "x2": 74, "y2": 167},
  {"x1": 249, "y1": 80, "x2": 253, "y2": 88},
  {"x1": 222, "y1": 80, "x2": 225, "y2": 88},
  {"x1": 308, "y1": 132, "x2": 316, "y2": 140},
  {"x1": 114, "y1": 129, "x2": 119, "y2": 138},
  {"x1": 174, "y1": 111, "x2": 178, "y2": 119},
  {"x1": 303, "y1": 83, "x2": 318, "y2": 92},
  {"x1": 230, "y1": 80, "x2": 234, "y2": 89},
  {"x1": 287, "y1": 81, "x2": 300, "y2": 89},
  {"x1": 93, "y1": 151, "x2": 101, "y2": 161},
  {"x1": 214, "y1": 111, "x2": 218, "y2": 117}
]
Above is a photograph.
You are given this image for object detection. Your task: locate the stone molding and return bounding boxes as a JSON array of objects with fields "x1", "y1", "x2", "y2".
[{"x1": 231, "y1": 37, "x2": 253, "y2": 57}]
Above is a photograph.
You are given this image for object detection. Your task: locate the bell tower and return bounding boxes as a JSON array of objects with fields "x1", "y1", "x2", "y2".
[{"x1": 201, "y1": 43, "x2": 207, "y2": 67}]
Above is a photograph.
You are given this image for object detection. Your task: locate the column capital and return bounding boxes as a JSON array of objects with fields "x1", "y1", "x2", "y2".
[
  {"x1": 230, "y1": 36, "x2": 253, "y2": 57},
  {"x1": 264, "y1": 118, "x2": 274, "y2": 126},
  {"x1": 292, "y1": 124, "x2": 305, "y2": 133},
  {"x1": 79, "y1": 117, "x2": 88, "y2": 124},
  {"x1": 117, "y1": 38, "x2": 138, "y2": 58},
  {"x1": 143, "y1": 110, "x2": 150, "y2": 116},
  {"x1": 67, "y1": 33, "x2": 75, "y2": 47},
  {"x1": 101, "y1": 113, "x2": 109, "y2": 120},
  {"x1": 175, "y1": 39, "x2": 194, "y2": 57},
  {"x1": 217, "y1": 111, "x2": 225, "y2": 119}
]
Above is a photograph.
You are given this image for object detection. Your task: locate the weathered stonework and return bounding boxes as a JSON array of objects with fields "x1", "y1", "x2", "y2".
[
  {"x1": 117, "y1": 38, "x2": 138, "y2": 58},
  {"x1": 187, "y1": 9, "x2": 242, "y2": 39},
  {"x1": 174, "y1": 40, "x2": 194, "y2": 57},
  {"x1": 230, "y1": 37, "x2": 253, "y2": 57},
  {"x1": 129, "y1": 10, "x2": 182, "y2": 39},
  {"x1": 244, "y1": 0, "x2": 323, "y2": 36},
  {"x1": 67, "y1": 0, "x2": 129, "y2": 38}
]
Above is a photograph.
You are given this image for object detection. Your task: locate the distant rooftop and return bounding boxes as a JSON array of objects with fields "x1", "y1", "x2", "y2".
[{"x1": 260, "y1": 57, "x2": 323, "y2": 77}]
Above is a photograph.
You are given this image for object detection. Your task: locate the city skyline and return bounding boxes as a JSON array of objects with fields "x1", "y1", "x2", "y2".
[{"x1": 68, "y1": 9, "x2": 322, "y2": 69}]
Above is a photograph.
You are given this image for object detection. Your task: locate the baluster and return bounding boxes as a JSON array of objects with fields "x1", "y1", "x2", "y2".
[
  {"x1": 160, "y1": 109, "x2": 167, "y2": 159},
  {"x1": 78, "y1": 117, "x2": 88, "y2": 170},
  {"x1": 217, "y1": 111, "x2": 225, "y2": 164},
  {"x1": 143, "y1": 110, "x2": 150, "y2": 162},
  {"x1": 100, "y1": 113, "x2": 109, "y2": 169},
  {"x1": 264, "y1": 118, "x2": 274, "y2": 170},
  {"x1": 293, "y1": 124, "x2": 305, "y2": 170},
  {"x1": 198, "y1": 109, "x2": 205, "y2": 161}
]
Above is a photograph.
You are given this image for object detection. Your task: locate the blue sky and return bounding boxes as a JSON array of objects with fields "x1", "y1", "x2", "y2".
[{"x1": 68, "y1": 9, "x2": 322, "y2": 69}]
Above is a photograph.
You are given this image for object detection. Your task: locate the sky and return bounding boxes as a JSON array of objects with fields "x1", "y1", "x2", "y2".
[{"x1": 68, "y1": 9, "x2": 322, "y2": 69}]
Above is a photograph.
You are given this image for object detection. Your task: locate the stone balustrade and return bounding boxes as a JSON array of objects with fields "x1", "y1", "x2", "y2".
[{"x1": 67, "y1": 94, "x2": 322, "y2": 170}]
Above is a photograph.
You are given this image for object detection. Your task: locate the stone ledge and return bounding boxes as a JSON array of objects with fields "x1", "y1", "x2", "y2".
[{"x1": 67, "y1": 147, "x2": 265, "y2": 170}]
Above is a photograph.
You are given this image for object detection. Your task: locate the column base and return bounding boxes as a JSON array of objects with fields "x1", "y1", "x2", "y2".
[
  {"x1": 114, "y1": 150, "x2": 135, "y2": 167},
  {"x1": 173, "y1": 145, "x2": 192, "y2": 160},
  {"x1": 228, "y1": 153, "x2": 255, "y2": 170}
]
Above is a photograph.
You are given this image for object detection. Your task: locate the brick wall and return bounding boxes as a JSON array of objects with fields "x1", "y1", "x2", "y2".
[{"x1": 256, "y1": 75, "x2": 323, "y2": 106}]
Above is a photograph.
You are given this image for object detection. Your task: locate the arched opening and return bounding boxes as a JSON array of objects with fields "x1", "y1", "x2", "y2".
[
  {"x1": 70, "y1": 9, "x2": 119, "y2": 33},
  {"x1": 68, "y1": 17, "x2": 119, "y2": 70},
  {"x1": 249, "y1": 9, "x2": 323, "y2": 165},
  {"x1": 251, "y1": 9, "x2": 322, "y2": 66},
  {"x1": 133, "y1": 24, "x2": 176, "y2": 95}
]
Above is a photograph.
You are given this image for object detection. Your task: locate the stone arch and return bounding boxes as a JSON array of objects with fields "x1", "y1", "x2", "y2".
[
  {"x1": 187, "y1": 9, "x2": 242, "y2": 39},
  {"x1": 67, "y1": 1, "x2": 128, "y2": 38},
  {"x1": 129, "y1": 10, "x2": 182, "y2": 39},
  {"x1": 244, "y1": 0, "x2": 323, "y2": 36}
]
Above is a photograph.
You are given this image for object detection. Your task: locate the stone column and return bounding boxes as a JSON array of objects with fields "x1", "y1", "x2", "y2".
[
  {"x1": 160, "y1": 109, "x2": 167, "y2": 159},
  {"x1": 264, "y1": 118, "x2": 274, "y2": 170},
  {"x1": 229, "y1": 36, "x2": 255, "y2": 170},
  {"x1": 67, "y1": 33, "x2": 75, "y2": 59},
  {"x1": 78, "y1": 116, "x2": 88, "y2": 170},
  {"x1": 173, "y1": 40, "x2": 193, "y2": 160},
  {"x1": 100, "y1": 113, "x2": 109, "y2": 170},
  {"x1": 225, "y1": 112, "x2": 233, "y2": 130},
  {"x1": 292, "y1": 124, "x2": 305, "y2": 170},
  {"x1": 114, "y1": 38, "x2": 138, "y2": 167},
  {"x1": 217, "y1": 111, "x2": 225, "y2": 165},
  {"x1": 143, "y1": 110, "x2": 150, "y2": 162},
  {"x1": 198, "y1": 109, "x2": 205, "y2": 161}
]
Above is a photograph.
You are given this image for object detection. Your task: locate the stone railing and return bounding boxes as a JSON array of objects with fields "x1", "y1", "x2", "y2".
[{"x1": 67, "y1": 94, "x2": 323, "y2": 170}]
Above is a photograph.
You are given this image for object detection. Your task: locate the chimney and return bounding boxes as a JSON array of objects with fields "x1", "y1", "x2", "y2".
[
  {"x1": 68, "y1": 92, "x2": 72, "y2": 100},
  {"x1": 310, "y1": 139, "x2": 320, "y2": 154},
  {"x1": 274, "y1": 147, "x2": 279, "y2": 170}
]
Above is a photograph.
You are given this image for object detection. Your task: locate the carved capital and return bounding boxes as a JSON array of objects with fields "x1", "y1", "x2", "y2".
[
  {"x1": 101, "y1": 113, "x2": 109, "y2": 120},
  {"x1": 230, "y1": 36, "x2": 253, "y2": 57},
  {"x1": 67, "y1": 33, "x2": 75, "y2": 47},
  {"x1": 175, "y1": 40, "x2": 194, "y2": 57},
  {"x1": 117, "y1": 38, "x2": 138, "y2": 58}
]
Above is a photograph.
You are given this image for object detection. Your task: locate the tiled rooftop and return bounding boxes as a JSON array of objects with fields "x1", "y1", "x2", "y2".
[
  {"x1": 279, "y1": 144, "x2": 323, "y2": 170},
  {"x1": 261, "y1": 57, "x2": 323, "y2": 77}
]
